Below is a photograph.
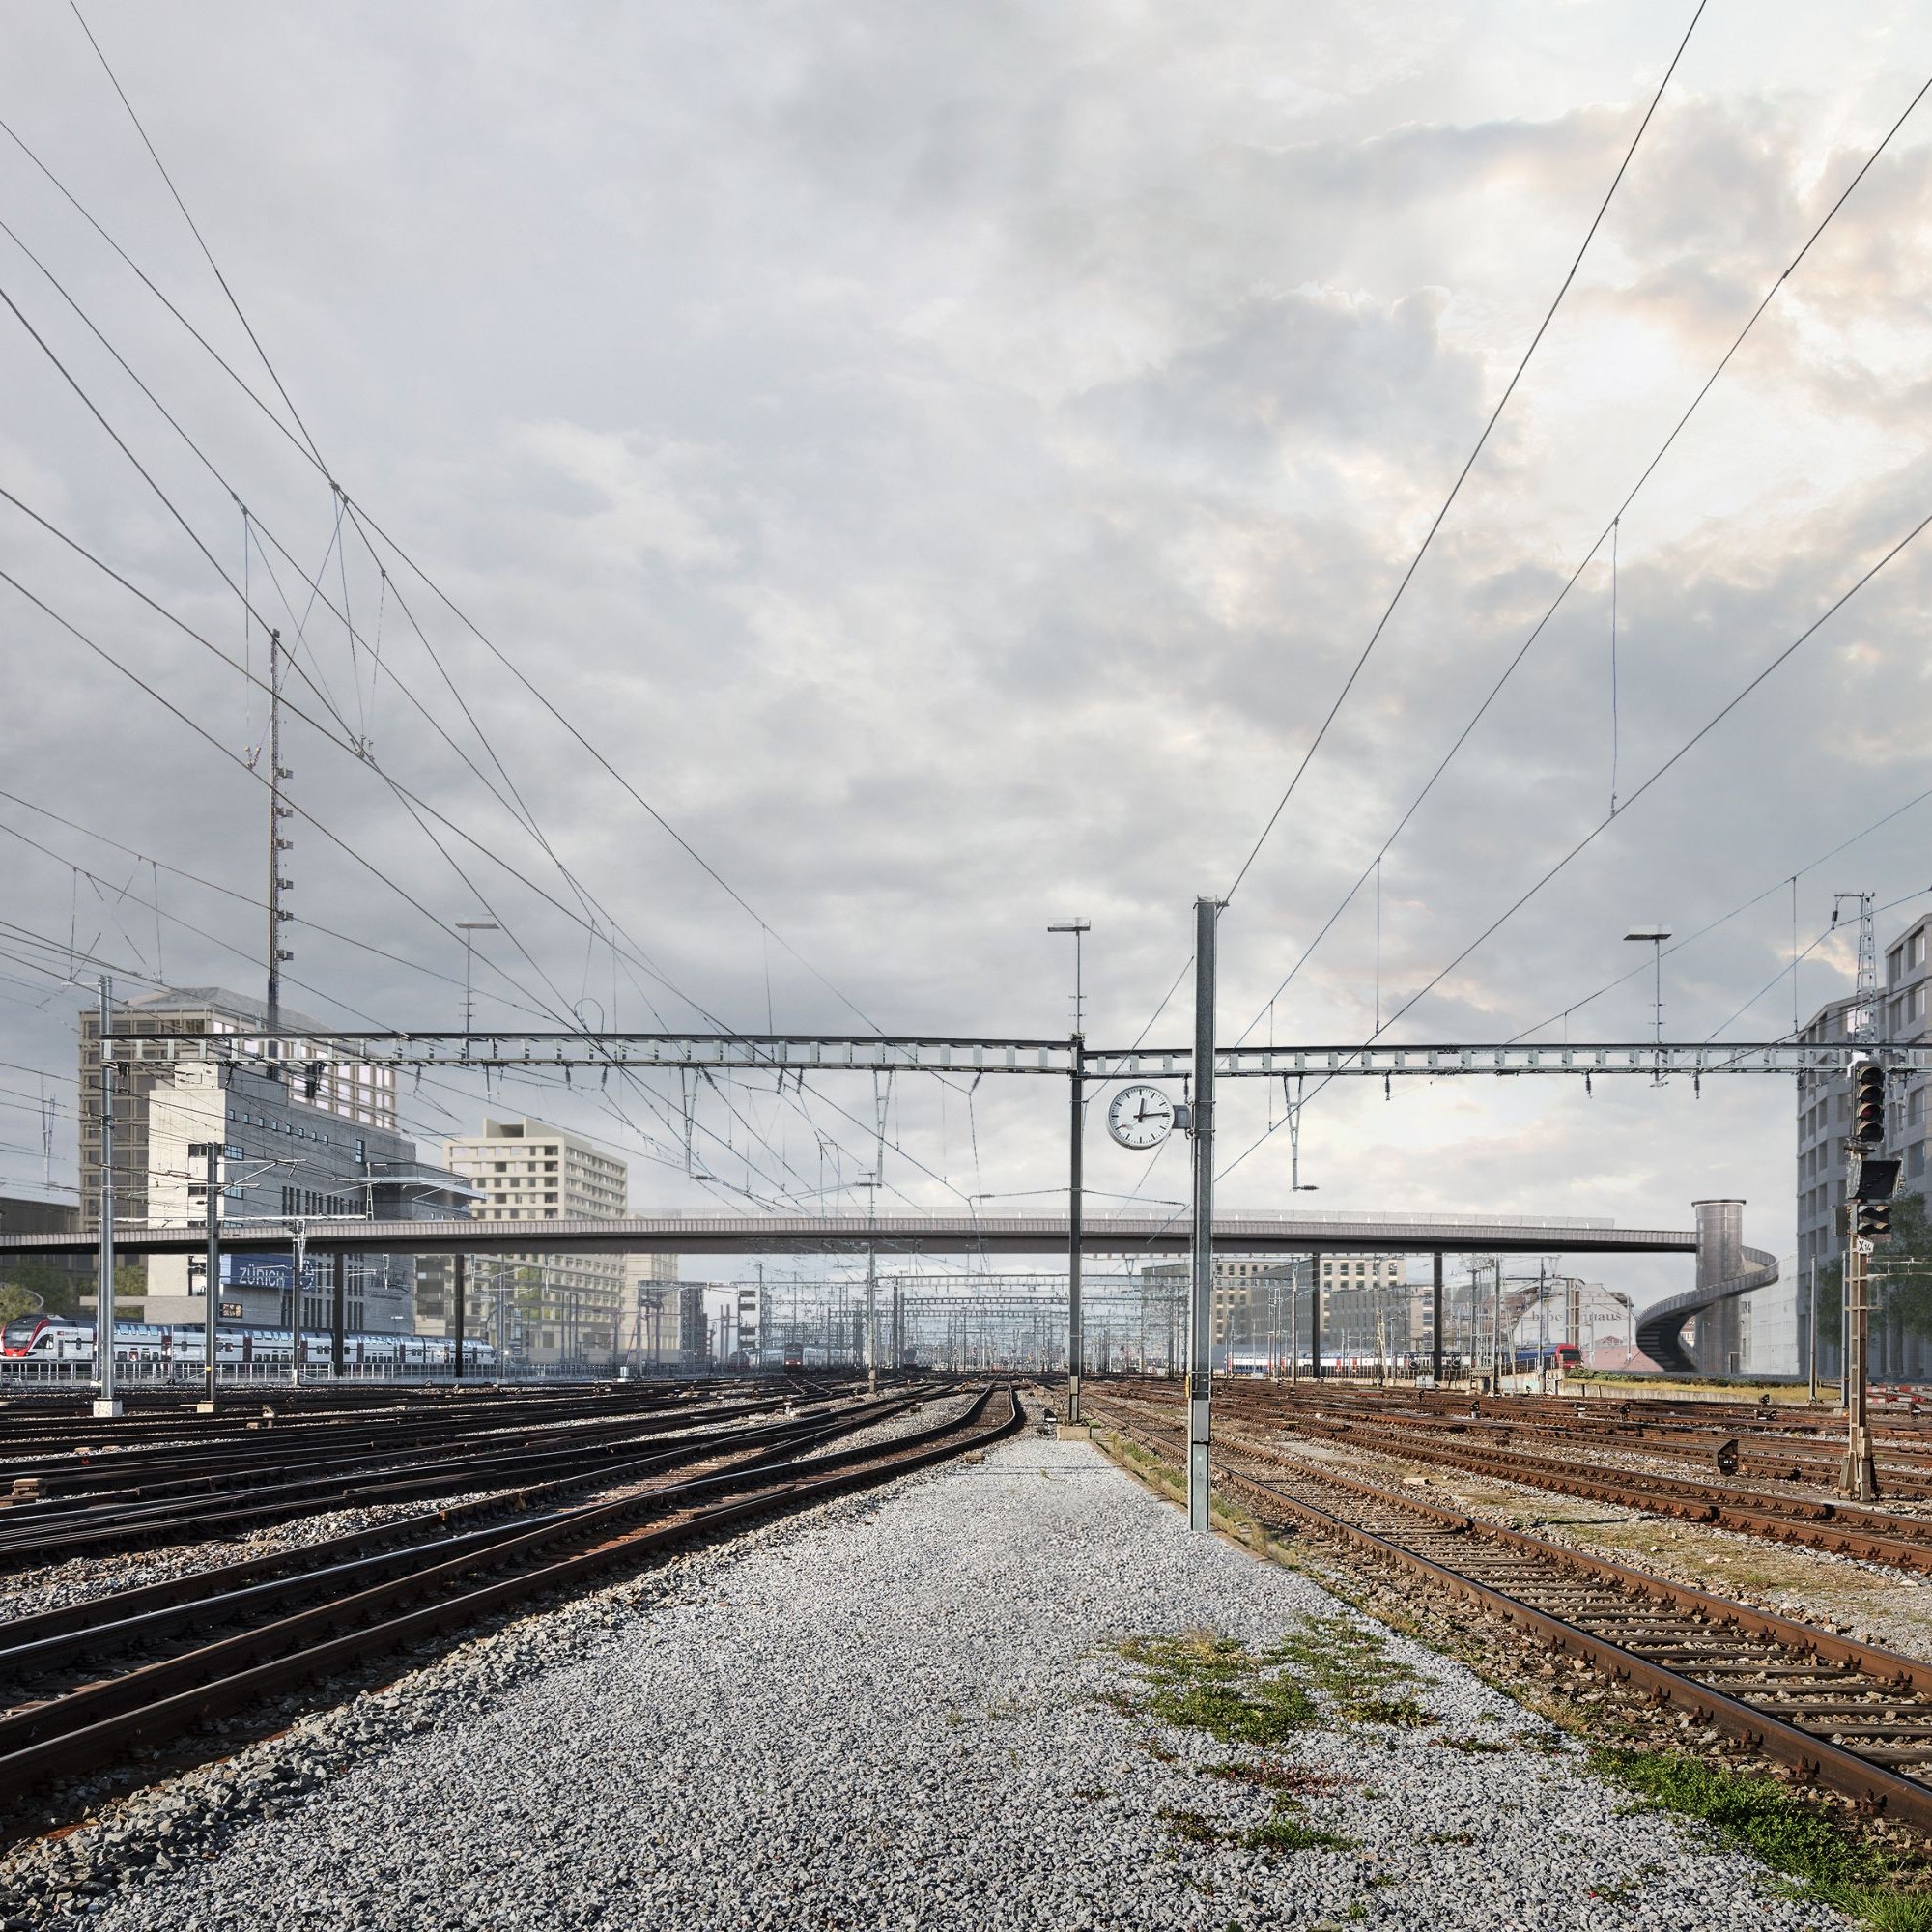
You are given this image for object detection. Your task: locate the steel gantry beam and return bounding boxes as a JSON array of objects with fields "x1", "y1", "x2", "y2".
[
  {"x1": 102, "y1": 1030, "x2": 1932, "y2": 1079},
  {"x1": 104, "y1": 1030, "x2": 1078, "y2": 1074},
  {"x1": 1085, "y1": 1041, "x2": 1932, "y2": 1080}
]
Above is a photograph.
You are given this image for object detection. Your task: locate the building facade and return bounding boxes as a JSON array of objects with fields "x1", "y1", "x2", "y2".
[
  {"x1": 1142, "y1": 1252, "x2": 1412, "y2": 1367},
  {"x1": 80, "y1": 988, "x2": 398, "y2": 1234},
  {"x1": 140, "y1": 1061, "x2": 447, "y2": 1332},
  {"x1": 1796, "y1": 912, "x2": 1932, "y2": 1380},
  {"x1": 80, "y1": 988, "x2": 432, "y2": 1332},
  {"x1": 440, "y1": 1118, "x2": 628, "y2": 1367}
]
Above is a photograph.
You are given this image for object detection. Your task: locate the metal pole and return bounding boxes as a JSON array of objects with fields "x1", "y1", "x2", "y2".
[
  {"x1": 1492, "y1": 1258, "x2": 1504, "y2": 1389},
  {"x1": 330, "y1": 1254, "x2": 347, "y2": 1378},
  {"x1": 94, "y1": 976, "x2": 120, "y2": 1418},
  {"x1": 1186, "y1": 895, "x2": 1219, "y2": 1533},
  {"x1": 1843, "y1": 1225, "x2": 1878, "y2": 1498},
  {"x1": 267, "y1": 630, "x2": 287, "y2": 1041},
  {"x1": 289, "y1": 1221, "x2": 305, "y2": 1386},
  {"x1": 453, "y1": 1251, "x2": 467, "y2": 1382},
  {"x1": 1537, "y1": 1260, "x2": 1548, "y2": 1395},
  {"x1": 1432, "y1": 1252, "x2": 1443, "y2": 1386},
  {"x1": 1310, "y1": 1254, "x2": 1322, "y2": 1380},
  {"x1": 1807, "y1": 1256, "x2": 1820, "y2": 1403},
  {"x1": 200, "y1": 1145, "x2": 220, "y2": 1412},
  {"x1": 1068, "y1": 1032, "x2": 1084, "y2": 1423}
]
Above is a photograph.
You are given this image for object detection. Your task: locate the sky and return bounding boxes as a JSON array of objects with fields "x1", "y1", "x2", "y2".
[{"x1": 4, "y1": 0, "x2": 1932, "y2": 1313}]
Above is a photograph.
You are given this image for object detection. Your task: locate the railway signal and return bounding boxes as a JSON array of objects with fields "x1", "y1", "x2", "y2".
[
  {"x1": 1842, "y1": 1095, "x2": 1898, "y2": 1501},
  {"x1": 1853, "y1": 1057, "x2": 1887, "y2": 1147}
]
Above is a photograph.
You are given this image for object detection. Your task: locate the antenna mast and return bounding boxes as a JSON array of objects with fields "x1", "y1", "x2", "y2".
[{"x1": 267, "y1": 629, "x2": 293, "y2": 1041}]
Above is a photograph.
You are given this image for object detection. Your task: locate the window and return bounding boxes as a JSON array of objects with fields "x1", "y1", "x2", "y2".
[{"x1": 1911, "y1": 1143, "x2": 1926, "y2": 1181}]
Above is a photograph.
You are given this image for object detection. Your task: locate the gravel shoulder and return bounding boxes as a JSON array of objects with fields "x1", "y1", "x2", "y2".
[{"x1": 9, "y1": 1425, "x2": 1854, "y2": 1931}]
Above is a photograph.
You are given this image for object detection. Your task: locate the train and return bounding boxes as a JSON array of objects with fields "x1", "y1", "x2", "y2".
[
  {"x1": 0, "y1": 1312, "x2": 497, "y2": 1371},
  {"x1": 1510, "y1": 1342, "x2": 1582, "y2": 1372}
]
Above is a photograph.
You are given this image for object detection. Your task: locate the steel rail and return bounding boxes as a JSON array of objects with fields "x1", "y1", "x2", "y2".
[
  {"x1": 1090, "y1": 1397, "x2": 1932, "y2": 1831},
  {"x1": 1206, "y1": 1397, "x2": 1932, "y2": 1568},
  {"x1": 0, "y1": 1395, "x2": 920, "y2": 1681},
  {"x1": 0, "y1": 1390, "x2": 893, "y2": 1565},
  {"x1": 0, "y1": 1385, "x2": 1023, "y2": 1807}
]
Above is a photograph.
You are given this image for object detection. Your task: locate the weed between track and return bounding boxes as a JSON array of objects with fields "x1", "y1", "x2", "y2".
[
  {"x1": 1089, "y1": 1418, "x2": 1932, "y2": 1932},
  {"x1": 1592, "y1": 1748, "x2": 1932, "y2": 1930}
]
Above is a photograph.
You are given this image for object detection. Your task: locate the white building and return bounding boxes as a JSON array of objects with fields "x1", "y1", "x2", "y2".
[{"x1": 440, "y1": 1118, "x2": 628, "y2": 1367}]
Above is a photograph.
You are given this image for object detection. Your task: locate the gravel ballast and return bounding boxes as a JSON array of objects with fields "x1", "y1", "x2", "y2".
[{"x1": 14, "y1": 1428, "x2": 1852, "y2": 1930}]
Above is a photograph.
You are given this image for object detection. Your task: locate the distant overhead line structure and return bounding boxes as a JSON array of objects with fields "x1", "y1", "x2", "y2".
[
  {"x1": 87, "y1": 1025, "x2": 1910, "y2": 1432},
  {"x1": 101, "y1": 1030, "x2": 1932, "y2": 1079}
]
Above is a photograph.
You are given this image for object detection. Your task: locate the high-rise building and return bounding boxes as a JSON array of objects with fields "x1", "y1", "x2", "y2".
[
  {"x1": 440, "y1": 1118, "x2": 627, "y2": 1366},
  {"x1": 79, "y1": 988, "x2": 398, "y2": 1232},
  {"x1": 79, "y1": 988, "x2": 437, "y2": 1331},
  {"x1": 1796, "y1": 911, "x2": 1932, "y2": 1380}
]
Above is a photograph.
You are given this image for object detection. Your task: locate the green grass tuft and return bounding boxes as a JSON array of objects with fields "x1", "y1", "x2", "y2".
[
  {"x1": 1241, "y1": 1812, "x2": 1357, "y2": 1855},
  {"x1": 1590, "y1": 1746, "x2": 1932, "y2": 1928},
  {"x1": 1264, "y1": 1615, "x2": 1434, "y2": 1727},
  {"x1": 1159, "y1": 1805, "x2": 1230, "y2": 1847},
  {"x1": 1116, "y1": 1632, "x2": 1321, "y2": 1747}
]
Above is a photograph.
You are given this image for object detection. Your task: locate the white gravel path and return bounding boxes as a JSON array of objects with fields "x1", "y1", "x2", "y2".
[{"x1": 33, "y1": 1433, "x2": 1850, "y2": 1931}]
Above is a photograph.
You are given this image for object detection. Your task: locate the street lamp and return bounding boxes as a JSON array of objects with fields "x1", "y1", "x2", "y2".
[
  {"x1": 457, "y1": 921, "x2": 500, "y2": 1036},
  {"x1": 1624, "y1": 927, "x2": 1672, "y2": 1080},
  {"x1": 1048, "y1": 920, "x2": 1091, "y2": 1423}
]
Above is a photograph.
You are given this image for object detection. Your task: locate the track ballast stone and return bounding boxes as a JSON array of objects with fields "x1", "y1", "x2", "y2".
[{"x1": 29, "y1": 1433, "x2": 1848, "y2": 1930}]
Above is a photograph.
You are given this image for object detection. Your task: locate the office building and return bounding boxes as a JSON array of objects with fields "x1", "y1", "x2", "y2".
[
  {"x1": 441, "y1": 1118, "x2": 628, "y2": 1366},
  {"x1": 1796, "y1": 911, "x2": 1932, "y2": 1380},
  {"x1": 141, "y1": 1061, "x2": 465, "y2": 1332},
  {"x1": 79, "y1": 988, "x2": 439, "y2": 1331}
]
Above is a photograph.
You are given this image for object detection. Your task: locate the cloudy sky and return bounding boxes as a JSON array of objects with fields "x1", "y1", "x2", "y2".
[{"x1": 4, "y1": 0, "x2": 1932, "y2": 1309}]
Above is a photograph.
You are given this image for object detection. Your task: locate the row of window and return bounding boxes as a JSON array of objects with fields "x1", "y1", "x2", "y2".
[{"x1": 279, "y1": 1186, "x2": 353, "y2": 1217}]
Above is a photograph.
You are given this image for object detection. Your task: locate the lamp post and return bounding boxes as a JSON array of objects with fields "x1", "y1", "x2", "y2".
[
  {"x1": 1049, "y1": 920, "x2": 1091, "y2": 1423},
  {"x1": 457, "y1": 921, "x2": 499, "y2": 1036},
  {"x1": 1624, "y1": 927, "x2": 1672, "y2": 1082}
]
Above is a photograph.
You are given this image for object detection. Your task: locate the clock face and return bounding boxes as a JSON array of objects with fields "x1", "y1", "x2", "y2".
[{"x1": 1107, "y1": 1083, "x2": 1175, "y2": 1151}]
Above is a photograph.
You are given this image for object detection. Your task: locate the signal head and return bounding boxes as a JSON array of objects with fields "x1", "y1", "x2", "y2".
[{"x1": 1853, "y1": 1057, "x2": 1887, "y2": 1148}]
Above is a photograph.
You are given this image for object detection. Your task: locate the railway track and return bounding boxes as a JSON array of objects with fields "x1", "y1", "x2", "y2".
[
  {"x1": 1180, "y1": 1386, "x2": 1932, "y2": 1573},
  {"x1": 0, "y1": 1383, "x2": 1024, "y2": 1821},
  {"x1": 1204, "y1": 1379, "x2": 1932, "y2": 1495},
  {"x1": 0, "y1": 1386, "x2": 884, "y2": 1565},
  {"x1": 1089, "y1": 1392, "x2": 1932, "y2": 1833}
]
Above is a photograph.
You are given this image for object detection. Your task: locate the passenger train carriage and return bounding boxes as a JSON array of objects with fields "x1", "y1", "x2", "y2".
[{"x1": 1, "y1": 1313, "x2": 495, "y2": 1370}]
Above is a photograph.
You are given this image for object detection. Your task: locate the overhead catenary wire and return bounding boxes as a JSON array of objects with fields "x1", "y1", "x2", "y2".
[
  {"x1": 1230, "y1": 64, "x2": 1932, "y2": 1049},
  {"x1": 3, "y1": 80, "x2": 907, "y2": 1213},
  {"x1": 0, "y1": 96, "x2": 893, "y2": 1052},
  {"x1": 1512, "y1": 772, "x2": 1932, "y2": 1044},
  {"x1": 1218, "y1": 0, "x2": 1707, "y2": 908},
  {"x1": 0, "y1": 171, "x2": 945, "y2": 1211},
  {"x1": 1215, "y1": 497, "x2": 1932, "y2": 1183}
]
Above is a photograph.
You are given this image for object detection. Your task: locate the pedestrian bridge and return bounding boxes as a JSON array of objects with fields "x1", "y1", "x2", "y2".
[{"x1": 0, "y1": 1208, "x2": 1697, "y2": 1261}]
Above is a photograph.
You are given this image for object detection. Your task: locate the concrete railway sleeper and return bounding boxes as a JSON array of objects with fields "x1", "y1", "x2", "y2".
[
  {"x1": 0, "y1": 1384, "x2": 1024, "y2": 1822},
  {"x1": 1089, "y1": 1398, "x2": 1932, "y2": 1834}
]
